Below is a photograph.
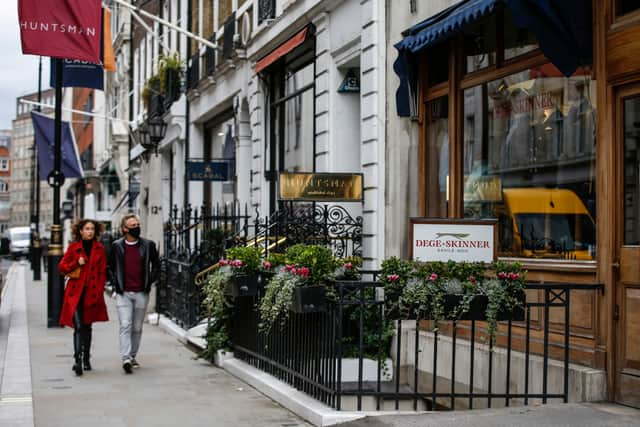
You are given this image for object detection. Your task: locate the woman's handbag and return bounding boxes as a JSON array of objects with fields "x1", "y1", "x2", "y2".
[{"x1": 66, "y1": 266, "x2": 82, "y2": 279}]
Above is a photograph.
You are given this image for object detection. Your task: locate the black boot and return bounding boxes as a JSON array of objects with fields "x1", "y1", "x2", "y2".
[
  {"x1": 72, "y1": 329, "x2": 83, "y2": 376},
  {"x1": 82, "y1": 325, "x2": 92, "y2": 371}
]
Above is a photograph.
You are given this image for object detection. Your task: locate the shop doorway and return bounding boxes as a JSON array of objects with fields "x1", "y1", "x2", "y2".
[{"x1": 615, "y1": 86, "x2": 640, "y2": 408}]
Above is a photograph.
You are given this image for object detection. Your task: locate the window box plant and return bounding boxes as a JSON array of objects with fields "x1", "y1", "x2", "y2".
[
  {"x1": 258, "y1": 244, "x2": 337, "y2": 334},
  {"x1": 382, "y1": 259, "x2": 526, "y2": 342},
  {"x1": 223, "y1": 246, "x2": 263, "y2": 297}
]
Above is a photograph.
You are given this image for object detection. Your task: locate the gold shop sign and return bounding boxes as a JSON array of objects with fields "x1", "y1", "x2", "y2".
[{"x1": 279, "y1": 172, "x2": 364, "y2": 202}]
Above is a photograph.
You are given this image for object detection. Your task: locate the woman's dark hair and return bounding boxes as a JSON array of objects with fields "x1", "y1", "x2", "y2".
[{"x1": 71, "y1": 219, "x2": 104, "y2": 242}]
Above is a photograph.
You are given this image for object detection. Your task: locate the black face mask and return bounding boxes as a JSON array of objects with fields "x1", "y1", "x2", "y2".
[{"x1": 127, "y1": 227, "x2": 141, "y2": 239}]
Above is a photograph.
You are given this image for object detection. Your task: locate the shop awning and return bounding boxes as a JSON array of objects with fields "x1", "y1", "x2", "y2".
[
  {"x1": 255, "y1": 26, "x2": 309, "y2": 73},
  {"x1": 396, "y1": 0, "x2": 500, "y2": 54},
  {"x1": 394, "y1": 0, "x2": 593, "y2": 117}
]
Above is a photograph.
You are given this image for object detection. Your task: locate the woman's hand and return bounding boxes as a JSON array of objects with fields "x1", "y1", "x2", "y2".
[{"x1": 78, "y1": 257, "x2": 86, "y2": 266}]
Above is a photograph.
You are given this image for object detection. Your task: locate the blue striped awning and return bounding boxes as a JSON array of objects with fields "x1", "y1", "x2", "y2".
[{"x1": 395, "y1": 0, "x2": 502, "y2": 54}]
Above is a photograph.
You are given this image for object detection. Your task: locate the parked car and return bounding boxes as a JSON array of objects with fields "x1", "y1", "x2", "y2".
[{"x1": 6, "y1": 226, "x2": 31, "y2": 259}]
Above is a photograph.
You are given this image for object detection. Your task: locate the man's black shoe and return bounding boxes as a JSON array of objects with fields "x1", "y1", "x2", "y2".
[{"x1": 123, "y1": 359, "x2": 132, "y2": 374}]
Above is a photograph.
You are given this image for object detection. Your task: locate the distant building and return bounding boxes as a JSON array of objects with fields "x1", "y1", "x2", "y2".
[
  {"x1": 10, "y1": 89, "x2": 55, "y2": 235},
  {"x1": 0, "y1": 130, "x2": 10, "y2": 232}
]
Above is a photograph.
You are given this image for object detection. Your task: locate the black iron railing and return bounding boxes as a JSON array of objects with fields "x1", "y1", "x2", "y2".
[
  {"x1": 187, "y1": 54, "x2": 200, "y2": 90},
  {"x1": 230, "y1": 275, "x2": 603, "y2": 411},
  {"x1": 205, "y1": 34, "x2": 217, "y2": 76},
  {"x1": 158, "y1": 202, "x2": 363, "y2": 327}
]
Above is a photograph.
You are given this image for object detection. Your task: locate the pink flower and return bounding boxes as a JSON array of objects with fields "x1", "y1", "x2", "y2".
[
  {"x1": 290, "y1": 267, "x2": 297, "y2": 275},
  {"x1": 219, "y1": 259, "x2": 229, "y2": 266},
  {"x1": 230, "y1": 259, "x2": 243, "y2": 268},
  {"x1": 469, "y1": 275, "x2": 477, "y2": 284},
  {"x1": 386, "y1": 274, "x2": 400, "y2": 282},
  {"x1": 429, "y1": 273, "x2": 438, "y2": 282},
  {"x1": 498, "y1": 272, "x2": 507, "y2": 279},
  {"x1": 296, "y1": 267, "x2": 310, "y2": 278},
  {"x1": 285, "y1": 264, "x2": 295, "y2": 272},
  {"x1": 508, "y1": 272, "x2": 520, "y2": 280},
  {"x1": 263, "y1": 261, "x2": 272, "y2": 270},
  {"x1": 344, "y1": 262, "x2": 353, "y2": 270}
]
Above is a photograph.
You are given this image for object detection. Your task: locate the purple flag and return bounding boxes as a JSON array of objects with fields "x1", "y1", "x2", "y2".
[{"x1": 31, "y1": 111, "x2": 84, "y2": 180}]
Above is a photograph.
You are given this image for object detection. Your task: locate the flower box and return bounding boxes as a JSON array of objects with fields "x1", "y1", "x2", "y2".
[
  {"x1": 258, "y1": 271, "x2": 276, "y2": 290},
  {"x1": 497, "y1": 290, "x2": 526, "y2": 321},
  {"x1": 290, "y1": 285, "x2": 326, "y2": 313},
  {"x1": 441, "y1": 294, "x2": 488, "y2": 320},
  {"x1": 225, "y1": 274, "x2": 259, "y2": 297}
]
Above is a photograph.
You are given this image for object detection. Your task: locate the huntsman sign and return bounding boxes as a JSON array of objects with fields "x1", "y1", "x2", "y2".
[{"x1": 410, "y1": 219, "x2": 497, "y2": 263}]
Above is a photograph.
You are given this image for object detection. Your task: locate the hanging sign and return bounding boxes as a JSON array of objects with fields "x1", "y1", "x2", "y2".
[
  {"x1": 187, "y1": 161, "x2": 230, "y2": 181},
  {"x1": 18, "y1": 0, "x2": 102, "y2": 63},
  {"x1": 278, "y1": 172, "x2": 363, "y2": 202},
  {"x1": 410, "y1": 218, "x2": 497, "y2": 263}
]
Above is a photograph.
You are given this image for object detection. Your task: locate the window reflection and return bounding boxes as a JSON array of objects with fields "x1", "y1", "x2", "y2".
[
  {"x1": 426, "y1": 97, "x2": 449, "y2": 218},
  {"x1": 462, "y1": 64, "x2": 597, "y2": 260},
  {"x1": 617, "y1": 0, "x2": 640, "y2": 16},
  {"x1": 272, "y1": 62, "x2": 315, "y2": 173},
  {"x1": 504, "y1": 9, "x2": 538, "y2": 61},
  {"x1": 464, "y1": 14, "x2": 497, "y2": 73}
]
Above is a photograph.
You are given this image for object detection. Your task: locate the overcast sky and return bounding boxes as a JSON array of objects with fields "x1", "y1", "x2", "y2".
[{"x1": 0, "y1": 2, "x2": 42, "y2": 130}]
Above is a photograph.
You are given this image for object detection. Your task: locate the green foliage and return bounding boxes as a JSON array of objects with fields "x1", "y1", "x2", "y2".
[
  {"x1": 265, "y1": 252, "x2": 286, "y2": 268},
  {"x1": 380, "y1": 257, "x2": 414, "y2": 295},
  {"x1": 225, "y1": 246, "x2": 262, "y2": 274},
  {"x1": 199, "y1": 268, "x2": 234, "y2": 357},
  {"x1": 285, "y1": 244, "x2": 336, "y2": 287},
  {"x1": 258, "y1": 270, "x2": 301, "y2": 335},
  {"x1": 158, "y1": 53, "x2": 184, "y2": 94},
  {"x1": 142, "y1": 74, "x2": 161, "y2": 108},
  {"x1": 342, "y1": 288, "x2": 395, "y2": 362},
  {"x1": 200, "y1": 319, "x2": 228, "y2": 362}
]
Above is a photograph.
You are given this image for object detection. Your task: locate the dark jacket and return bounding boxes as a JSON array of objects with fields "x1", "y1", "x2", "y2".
[{"x1": 109, "y1": 237, "x2": 160, "y2": 294}]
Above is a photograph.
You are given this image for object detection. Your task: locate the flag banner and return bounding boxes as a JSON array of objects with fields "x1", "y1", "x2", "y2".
[
  {"x1": 50, "y1": 58, "x2": 104, "y2": 90},
  {"x1": 103, "y1": 8, "x2": 116, "y2": 72},
  {"x1": 31, "y1": 112, "x2": 84, "y2": 180},
  {"x1": 18, "y1": 0, "x2": 102, "y2": 63}
]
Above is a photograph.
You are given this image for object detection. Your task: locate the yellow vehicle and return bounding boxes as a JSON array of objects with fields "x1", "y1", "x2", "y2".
[{"x1": 499, "y1": 188, "x2": 596, "y2": 260}]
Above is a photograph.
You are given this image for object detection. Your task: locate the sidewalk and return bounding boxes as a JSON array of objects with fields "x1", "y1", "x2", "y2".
[
  {"x1": 5, "y1": 261, "x2": 640, "y2": 427},
  {"x1": 1, "y1": 263, "x2": 310, "y2": 427}
]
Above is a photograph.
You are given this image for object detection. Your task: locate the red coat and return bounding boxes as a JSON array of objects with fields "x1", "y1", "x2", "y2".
[{"x1": 58, "y1": 240, "x2": 109, "y2": 328}]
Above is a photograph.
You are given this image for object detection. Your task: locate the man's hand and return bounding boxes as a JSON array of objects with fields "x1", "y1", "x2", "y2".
[{"x1": 78, "y1": 257, "x2": 86, "y2": 266}]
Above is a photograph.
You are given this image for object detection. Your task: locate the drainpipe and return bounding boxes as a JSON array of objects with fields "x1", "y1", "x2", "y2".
[{"x1": 184, "y1": 0, "x2": 191, "y2": 211}]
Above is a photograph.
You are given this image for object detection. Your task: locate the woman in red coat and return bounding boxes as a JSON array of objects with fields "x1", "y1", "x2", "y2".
[{"x1": 58, "y1": 219, "x2": 109, "y2": 376}]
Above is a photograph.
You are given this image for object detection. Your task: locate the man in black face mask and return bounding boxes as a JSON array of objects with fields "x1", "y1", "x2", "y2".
[{"x1": 108, "y1": 213, "x2": 159, "y2": 373}]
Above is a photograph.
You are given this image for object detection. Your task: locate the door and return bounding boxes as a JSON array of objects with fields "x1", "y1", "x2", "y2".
[{"x1": 616, "y1": 88, "x2": 640, "y2": 407}]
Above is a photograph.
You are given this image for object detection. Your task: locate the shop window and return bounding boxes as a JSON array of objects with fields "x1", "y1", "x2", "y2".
[
  {"x1": 462, "y1": 64, "x2": 596, "y2": 260},
  {"x1": 617, "y1": 0, "x2": 640, "y2": 16},
  {"x1": 281, "y1": 63, "x2": 314, "y2": 172},
  {"x1": 269, "y1": 59, "x2": 315, "y2": 174},
  {"x1": 504, "y1": 9, "x2": 538, "y2": 61},
  {"x1": 464, "y1": 13, "x2": 497, "y2": 74},
  {"x1": 623, "y1": 97, "x2": 640, "y2": 245},
  {"x1": 425, "y1": 96, "x2": 449, "y2": 218},
  {"x1": 426, "y1": 42, "x2": 449, "y2": 87},
  {"x1": 265, "y1": 31, "x2": 316, "y2": 211}
]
